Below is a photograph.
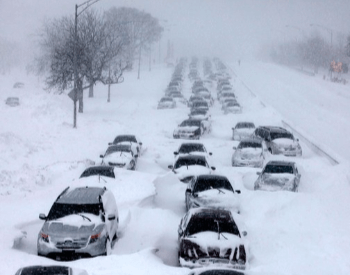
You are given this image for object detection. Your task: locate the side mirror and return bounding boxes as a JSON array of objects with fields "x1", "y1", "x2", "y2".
[
  {"x1": 178, "y1": 228, "x2": 184, "y2": 236},
  {"x1": 174, "y1": 152, "x2": 179, "y2": 155},
  {"x1": 211, "y1": 166, "x2": 216, "y2": 171},
  {"x1": 242, "y1": 231, "x2": 248, "y2": 237},
  {"x1": 168, "y1": 165, "x2": 174, "y2": 169},
  {"x1": 39, "y1": 213, "x2": 46, "y2": 220},
  {"x1": 186, "y1": 189, "x2": 191, "y2": 193},
  {"x1": 107, "y1": 214, "x2": 116, "y2": 221},
  {"x1": 100, "y1": 154, "x2": 104, "y2": 158},
  {"x1": 235, "y1": 190, "x2": 241, "y2": 194},
  {"x1": 108, "y1": 142, "x2": 112, "y2": 146},
  {"x1": 256, "y1": 172, "x2": 261, "y2": 175},
  {"x1": 209, "y1": 152, "x2": 212, "y2": 156}
]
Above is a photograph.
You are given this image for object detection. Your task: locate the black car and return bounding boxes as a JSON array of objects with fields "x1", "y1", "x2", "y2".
[
  {"x1": 15, "y1": 265, "x2": 88, "y2": 275},
  {"x1": 178, "y1": 208, "x2": 247, "y2": 269}
]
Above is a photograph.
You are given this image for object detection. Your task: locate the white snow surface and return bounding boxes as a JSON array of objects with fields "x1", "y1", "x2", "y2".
[{"x1": 1, "y1": 61, "x2": 350, "y2": 275}]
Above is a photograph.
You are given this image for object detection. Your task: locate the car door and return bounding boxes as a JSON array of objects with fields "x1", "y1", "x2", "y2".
[{"x1": 102, "y1": 191, "x2": 118, "y2": 240}]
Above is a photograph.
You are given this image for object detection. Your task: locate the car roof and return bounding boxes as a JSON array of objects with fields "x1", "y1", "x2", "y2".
[
  {"x1": 196, "y1": 174, "x2": 229, "y2": 181},
  {"x1": 259, "y1": 126, "x2": 290, "y2": 133},
  {"x1": 57, "y1": 186, "x2": 106, "y2": 204}
]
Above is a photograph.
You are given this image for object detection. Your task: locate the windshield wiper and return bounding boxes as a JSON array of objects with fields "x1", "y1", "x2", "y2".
[
  {"x1": 220, "y1": 232, "x2": 228, "y2": 240},
  {"x1": 78, "y1": 214, "x2": 91, "y2": 222},
  {"x1": 211, "y1": 186, "x2": 225, "y2": 194}
]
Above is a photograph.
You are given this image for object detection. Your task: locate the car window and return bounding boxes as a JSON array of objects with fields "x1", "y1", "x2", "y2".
[
  {"x1": 186, "y1": 215, "x2": 239, "y2": 236},
  {"x1": 46, "y1": 203, "x2": 103, "y2": 221},
  {"x1": 179, "y1": 144, "x2": 205, "y2": 153},
  {"x1": 193, "y1": 177, "x2": 233, "y2": 193},
  {"x1": 264, "y1": 165, "x2": 294, "y2": 174},
  {"x1": 80, "y1": 167, "x2": 115, "y2": 178}
]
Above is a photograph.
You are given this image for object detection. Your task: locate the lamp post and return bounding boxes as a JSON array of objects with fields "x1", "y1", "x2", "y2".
[
  {"x1": 310, "y1": 23, "x2": 333, "y2": 48},
  {"x1": 73, "y1": 0, "x2": 102, "y2": 128}
]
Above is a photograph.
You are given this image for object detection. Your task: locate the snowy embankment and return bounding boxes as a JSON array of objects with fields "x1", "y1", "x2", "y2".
[{"x1": 0, "y1": 61, "x2": 350, "y2": 275}]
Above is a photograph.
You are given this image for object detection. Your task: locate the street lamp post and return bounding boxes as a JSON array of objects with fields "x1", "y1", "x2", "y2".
[
  {"x1": 73, "y1": 0, "x2": 102, "y2": 128},
  {"x1": 310, "y1": 23, "x2": 333, "y2": 48}
]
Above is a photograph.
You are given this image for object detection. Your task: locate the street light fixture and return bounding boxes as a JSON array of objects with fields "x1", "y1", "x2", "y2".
[
  {"x1": 73, "y1": 0, "x2": 102, "y2": 128},
  {"x1": 310, "y1": 23, "x2": 333, "y2": 48}
]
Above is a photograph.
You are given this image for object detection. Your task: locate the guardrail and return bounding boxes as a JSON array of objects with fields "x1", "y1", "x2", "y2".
[{"x1": 282, "y1": 120, "x2": 339, "y2": 166}]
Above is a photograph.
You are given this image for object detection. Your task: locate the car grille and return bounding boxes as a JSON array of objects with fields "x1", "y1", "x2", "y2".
[
  {"x1": 108, "y1": 162, "x2": 125, "y2": 167},
  {"x1": 55, "y1": 238, "x2": 89, "y2": 249}
]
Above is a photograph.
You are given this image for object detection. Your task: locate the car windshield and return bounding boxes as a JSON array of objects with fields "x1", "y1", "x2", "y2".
[
  {"x1": 191, "y1": 109, "x2": 207, "y2": 116},
  {"x1": 270, "y1": 132, "x2": 294, "y2": 140},
  {"x1": 174, "y1": 157, "x2": 207, "y2": 169},
  {"x1": 194, "y1": 177, "x2": 233, "y2": 193},
  {"x1": 113, "y1": 135, "x2": 137, "y2": 143},
  {"x1": 179, "y1": 144, "x2": 205, "y2": 153},
  {"x1": 227, "y1": 103, "x2": 239, "y2": 107},
  {"x1": 20, "y1": 266, "x2": 70, "y2": 275},
  {"x1": 264, "y1": 164, "x2": 294, "y2": 174},
  {"x1": 105, "y1": 145, "x2": 131, "y2": 156},
  {"x1": 236, "y1": 123, "x2": 255, "y2": 129},
  {"x1": 46, "y1": 202, "x2": 102, "y2": 221},
  {"x1": 180, "y1": 120, "x2": 201, "y2": 127},
  {"x1": 80, "y1": 167, "x2": 115, "y2": 178},
  {"x1": 192, "y1": 102, "x2": 208, "y2": 108},
  {"x1": 186, "y1": 214, "x2": 239, "y2": 236},
  {"x1": 238, "y1": 141, "x2": 262, "y2": 149}
]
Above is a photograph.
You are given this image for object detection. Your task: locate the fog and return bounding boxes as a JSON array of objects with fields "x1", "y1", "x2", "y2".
[{"x1": 1, "y1": 0, "x2": 350, "y2": 64}]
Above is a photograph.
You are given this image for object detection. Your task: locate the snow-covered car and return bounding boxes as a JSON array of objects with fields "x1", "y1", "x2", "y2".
[
  {"x1": 170, "y1": 92, "x2": 188, "y2": 105},
  {"x1": 173, "y1": 119, "x2": 206, "y2": 140},
  {"x1": 178, "y1": 207, "x2": 247, "y2": 269},
  {"x1": 185, "y1": 175, "x2": 241, "y2": 212},
  {"x1": 168, "y1": 154, "x2": 215, "y2": 183},
  {"x1": 189, "y1": 109, "x2": 211, "y2": 121},
  {"x1": 37, "y1": 186, "x2": 119, "y2": 259},
  {"x1": 254, "y1": 160, "x2": 301, "y2": 192},
  {"x1": 219, "y1": 91, "x2": 235, "y2": 103},
  {"x1": 174, "y1": 142, "x2": 212, "y2": 158},
  {"x1": 191, "y1": 100, "x2": 210, "y2": 112},
  {"x1": 5, "y1": 97, "x2": 19, "y2": 106},
  {"x1": 108, "y1": 135, "x2": 142, "y2": 156},
  {"x1": 232, "y1": 138, "x2": 265, "y2": 168},
  {"x1": 15, "y1": 265, "x2": 88, "y2": 275},
  {"x1": 195, "y1": 91, "x2": 214, "y2": 106},
  {"x1": 188, "y1": 95, "x2": 205, "y2": 107},
  {"x1": 232, "y1": 122, "x2": 255, "y2": 141},
  {"x1": 252, "y1": 126, "x2": 302, "y2": 156},
  {"x1": 100, "y1": 144, "x2": 138, "y2": 170},
  {"x1": 157, "y1": 97, "x2": 176, "y2": 109},
  {"x1": 80, "y1": 165, "x2": 116, "y2": 179},
  {"x1": 223, "y1": 102, "x2": 242, "y2": 114}
]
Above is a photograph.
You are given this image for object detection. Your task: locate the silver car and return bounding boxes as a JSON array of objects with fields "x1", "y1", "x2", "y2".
[
  {"x1": 232, "y1": 138, "x2": 265, "y2": 168},
  {"x1": 15, "y1": 265, "x2": 88, "y2": 275},
  {"x1": 232, "y1": 122, "x2": 255, "y2": 141},
  {"x1": 254, "y1": 160, "x2": 301, "y2": 192},
  {"x1": 37, "y1": 186, "x2": 119, "y2": 260}
]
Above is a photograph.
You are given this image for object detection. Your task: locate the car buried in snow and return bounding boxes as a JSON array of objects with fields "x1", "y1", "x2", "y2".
[
  {"x1": 80, "y1": 165, "x2": 116, "y2": 179},
  {"x1": 251, "y1": 126, "x2": 302, "y2": 157},
  {"x1": 232, "y1": 138, "x2": 265, "y2": 168},
  {"x1": 232, "y1": 122, "x2": 255, "y2": 141},
  {"x1": 37, "y1": 186, "x2": 119, "y2": 260},
  {"x1": 157, "y1": 97, "x2": 176, "y2": 109},
  {"x1": 14, "y1": 265, "x2": 89, "y2": 275},
  {"x1": 254, "y1": 160, "x2": 301, "y2": 192},
  {"x1": 223, "y1": 102, "x2": 242, "y2": 114},
  {"x1": 168, "y1": 154, "x2": 215, "y2": 183},
  {"x1": 173, "y1": 119, "x2": 207, "y2": 140},
  {"x1": 108, "y1": 134, "x2": 142, "y2": 156},
  {"x1": 174, "y1": 142, "x2": 213, "y2": 159},
  {"x1": 185, "y1": 175, "x2": 241, "y2": 212},
  {"x1": 178, "y1": 207, "x2": 247, "y2": 269},
  {"x1": 100, "y1": 144, "x2": 138, "y2": 170}
]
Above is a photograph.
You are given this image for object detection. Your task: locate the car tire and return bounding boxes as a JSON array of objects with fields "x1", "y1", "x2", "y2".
[{"x1": 104, "y1": 237, "x2": 112, "y2": 256}]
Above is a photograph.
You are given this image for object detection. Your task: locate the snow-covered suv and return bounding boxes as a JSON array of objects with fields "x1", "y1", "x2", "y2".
[{"x1": 37, "y1": 186, "x2": 118, "y2": 260}]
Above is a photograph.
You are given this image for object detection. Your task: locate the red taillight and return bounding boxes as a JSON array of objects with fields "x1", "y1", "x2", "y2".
[{"x1": 40, "y1": 233, "x2": 49, "y2": 243}]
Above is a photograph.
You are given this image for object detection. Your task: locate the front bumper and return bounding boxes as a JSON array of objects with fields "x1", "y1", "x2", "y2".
[
  {"x1": 232, "y1": 157, "x2": 263, "y2": 168},
  {"x1": 173, "y1": 132, "x2": 200, "y2": 140},
  {"x1": 179, "y1": 257, "x2": 246, "y2": 270}
]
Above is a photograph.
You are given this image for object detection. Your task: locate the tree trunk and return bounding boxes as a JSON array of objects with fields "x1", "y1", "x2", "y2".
[
  {"x1": 78, "y1": 80, "x2": 83, "y2": 113},
  {"x1": 88, "y1": 82, "x2": 94, "y2": 98}
]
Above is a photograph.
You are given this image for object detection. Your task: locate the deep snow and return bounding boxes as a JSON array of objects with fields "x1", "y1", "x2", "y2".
[{"x1": 1, "y1": 60, "x2": 350, "y2": 275}]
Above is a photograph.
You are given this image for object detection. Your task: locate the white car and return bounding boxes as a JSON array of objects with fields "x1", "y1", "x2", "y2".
[
  {"x1": 173, "y1": 119, "x2": 206, "y2": 140},
  {"x1": 168, "y1": 154, "x2": 215, "y2": 183},
  {"x1": 232, "y1": 138, "x2": 265, "y2": 168},
  {"x1": 223, "y1": 102, "x2": 242, "y2": 114},
  {"x1": 101, "y1": 144, "x2": 138, "y2": 170},
  {"x1": 174, "y1": 142, "x2": 212, "y2": 159},
  {"x1": 232, "y1": 122, "x2": 255, "y2": 140},
  {"x1": 108, "y1": 134, "x2": 142, "y2": 156},
  {"x1": 157, "y1": 97, "x2": 176, "y2": 109}
]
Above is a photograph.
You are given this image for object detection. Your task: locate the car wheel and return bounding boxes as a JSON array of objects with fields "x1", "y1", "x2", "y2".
[
  {"x1": 130, "y1": 160, "x2": 136, "y2": 170},
  {"x1": 268, "y1": 148, "x2": 273, "y2": 154},
  {"x1": 104, "y1": 237, "x2": 112, "y2": 256}
]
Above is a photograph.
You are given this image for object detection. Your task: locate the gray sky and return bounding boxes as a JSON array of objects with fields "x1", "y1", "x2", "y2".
[{"x1": 1, "y1": 0, "x2": 349, "y2": 61}]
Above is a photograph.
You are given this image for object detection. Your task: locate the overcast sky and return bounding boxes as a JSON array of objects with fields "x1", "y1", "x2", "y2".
[{"x1": 1, "y1": 0, "x2": 349, "y2": 61}]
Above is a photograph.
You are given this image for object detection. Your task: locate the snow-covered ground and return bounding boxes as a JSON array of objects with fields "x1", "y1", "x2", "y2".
[{"x1": 1, "y1": 60, "x2": 350, "y2": 275}]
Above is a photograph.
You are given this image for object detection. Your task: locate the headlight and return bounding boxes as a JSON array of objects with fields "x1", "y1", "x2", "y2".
[
  {"x1": 89, "y1": 232, "x2": 102, "y2": 244},
  {"x1": 40, "y1": 232, "x2": 49, "y2": 243}
]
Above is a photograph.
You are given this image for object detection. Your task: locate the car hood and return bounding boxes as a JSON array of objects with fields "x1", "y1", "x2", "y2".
[
  {"x1": 42, "y1": 214, "x2": 104, "y2": 237},
  {"x1": 192, "y1": 189, "x2": 239, "y2": 210},
  {"x1": 234, "y1": 148, "x2": 262, "y2": 159},
  {"x1": 103, "y1": 153, "x2": 132, "y2": 164},
  {"x1": 174, "y1": 165, "x2": 211, "y2": 179},
  {"x1": 175, "y1": 126, "x2": 200, "y2": 133},
  {"x1": 259, "y1": 173, "x2": 295, "y2": 190},
  {"x1": 272, "y1": 138, "x2": 297, "y2": 147},
  {"x1": 234, "y1": 129, "x2": 255, "y2": 135},
  {"x1": 184, "y1": 231, "x2": 243, "y2": 258}
]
